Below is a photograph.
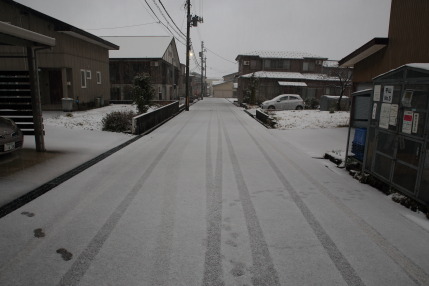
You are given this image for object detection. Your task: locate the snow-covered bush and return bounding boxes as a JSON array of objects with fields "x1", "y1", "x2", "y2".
[
  {"x1": 132, "y1": 73, "x2": 155, "y2": 114},
  {"x1": 102, "y1": 110, "x2": 136, "y2": 133}
]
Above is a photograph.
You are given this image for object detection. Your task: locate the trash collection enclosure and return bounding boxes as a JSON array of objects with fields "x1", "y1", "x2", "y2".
[{"x1": 364, "y1": 64, "x2": 429, "y2": 205}]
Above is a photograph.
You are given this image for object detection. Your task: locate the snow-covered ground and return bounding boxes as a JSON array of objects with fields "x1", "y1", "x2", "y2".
[
  {"x1": 268, "y1": 110, "x2": 350, "y2": 129},
  {"x1": 43, "y1": 104, "x2": 160, "y2": 131},
  {"x1": 43, "y1": 101, "x2": 350, "y2": 132},
  {"x1": 43, "y1": 104, "x2": 137, "y2": 131}
]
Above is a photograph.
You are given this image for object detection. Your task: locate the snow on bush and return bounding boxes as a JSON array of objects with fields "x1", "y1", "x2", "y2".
[{"x1": 270, "y1": 110, "x2": 350, "y2": 129}]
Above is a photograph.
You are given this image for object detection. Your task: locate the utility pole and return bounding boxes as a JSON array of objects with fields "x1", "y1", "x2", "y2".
[
  {"x1": 200, "y1": 41, "x2": 205, "y2": 100},
  {"x1": 204, "y1": 56, "x2": 207, "y2": 97},
  {"x1": 185, "y1": 1, "x2": 203, "y2": 111},
  {"x1": 185, "y1": 0, "x2": 191, "y2": 111}
]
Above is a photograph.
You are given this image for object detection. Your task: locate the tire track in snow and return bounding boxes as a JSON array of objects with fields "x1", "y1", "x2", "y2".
[
  {"x1": 149, "y1": 120, "x2": 205, "y2": 286},
  {"x1": 229, "y1": 106, "x2": 365, "y2": 286},
  {"x1": 222, "y1": 122, "x2": 281, "y2": 286},
  {"x1": 237, "y1": 106, "x2": 429, "y2": 286},
  {"x1": 57, "y1": 113, "x2": 196, "y2": 286},
  {"x1": 202, "y1": 112, "x2": 225, "y2": 286}
]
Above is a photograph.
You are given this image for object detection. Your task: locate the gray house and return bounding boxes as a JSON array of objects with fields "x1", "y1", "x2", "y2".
[
  {"x1": 0, "y1": 0, "x2": 119, "y2": 110},
  {"x1": 103, "y1": 36, "x2": 183, "y2": 101}
]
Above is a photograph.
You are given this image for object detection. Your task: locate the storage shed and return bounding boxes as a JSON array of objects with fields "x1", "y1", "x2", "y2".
[
  {"x1": 319, "y1": 95, "x2": 349, "y2": 111},
  {"x1": 363, "y1": 64, "x2": 429, "y2": 205}
]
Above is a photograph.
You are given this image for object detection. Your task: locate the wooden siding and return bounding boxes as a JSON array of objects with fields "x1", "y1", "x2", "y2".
[
  {"x1": 0, "y1": 1, "x2": 112, "y2": 106},
  {"x1": 353, "y1": 0, "x2": 429, "y2": 84}
]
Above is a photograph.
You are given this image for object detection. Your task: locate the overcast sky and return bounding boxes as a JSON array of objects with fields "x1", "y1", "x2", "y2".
[{"x1": 15, "y1": 0, "x2": 392, "y2": 78}]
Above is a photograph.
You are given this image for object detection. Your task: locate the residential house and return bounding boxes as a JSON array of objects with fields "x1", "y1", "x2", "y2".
[
  {"x1": 339, "y1": 0, "x2": 429, "y2": 91},
  {"x1": 236, "y1": 51, "x2": 351, "y2": 104},
  {"x1": 0, "y1": 0, "x2": 119, "y2": 110},
  {"x1": 103, "y1": 36, "x2": 182, "y2": 101},
  {"x1": 212, "y1": 72, "x2": 238, "y2": 98}
]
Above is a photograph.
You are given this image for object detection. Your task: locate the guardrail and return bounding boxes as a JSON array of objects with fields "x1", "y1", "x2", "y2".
[
  {"x1": 132, "y1": 101, "x2": 182, "y2": 135},
  {"x1": 256, "y1": 109, "x2": 276, "y2": 128}
]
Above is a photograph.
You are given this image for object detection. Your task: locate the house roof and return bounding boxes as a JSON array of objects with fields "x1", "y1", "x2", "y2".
[
  {"x1": 373, "y1": 63, "x2": 429, "y2": 80},
  {"x1": 102, "y1": 36, "x2": 174, "y2": 59},
  {"x1": 241, "y1": 71, "x2": 304, "y2": 79},
  {"x1": 0, "y1": 21, "x2": 55, "y2": 47},
  {"x1": 339, "y1": 37, "x2": 389, "y2": 68},
  {"x1": 236, "y1": 51, "x2": 327, "y2": 60},
  {"x1": 241, "y1": 71, "x2": 339, "y2": 81},
  {"x1": 3, "y1": 0, "x2": 118, "y2": 50}
]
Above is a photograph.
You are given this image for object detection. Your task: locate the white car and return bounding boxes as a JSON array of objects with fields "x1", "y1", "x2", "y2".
[
  {"x1": 0, "y1": 116, "x2": 24, "y2": 155},
  {"x1": 260, "y1": 94, "x2": 304, "y2": 110}
]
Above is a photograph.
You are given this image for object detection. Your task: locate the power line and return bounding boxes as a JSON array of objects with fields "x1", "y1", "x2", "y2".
[
  {"x1": 141, "y1": 0, "x2": 186, "y2": 46},
  {"x1": 151, "y1": 0, "x2": 186, "y2": 41},
  {"x1": 157, "y1": 0, "x2": 186, "y2": 38},
  {"x1": 85, "y1": 22, "x2": 159, "y2": 31},
  {"x1": 206, "y1": 47, "x2": 237, "y2": 65}
]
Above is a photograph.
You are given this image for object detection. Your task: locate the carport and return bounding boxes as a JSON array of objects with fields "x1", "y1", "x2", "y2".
[{"x1": 0, "y1": 21, "x2": 55, "y2": 152}]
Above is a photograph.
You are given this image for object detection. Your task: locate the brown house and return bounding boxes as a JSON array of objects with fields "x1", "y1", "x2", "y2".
[
  {"x1": 104, "y1": 36, "x2": 183, "y2": 101},
  {"x1": 236, "y1": 51, "x2": 352, "y2": 104},
  {"x1": 0, "y1": 0, "x2": 119, "y2": 110},
  {"x1": 339, "y1": 0, "x2": 429, "y2": 90}
]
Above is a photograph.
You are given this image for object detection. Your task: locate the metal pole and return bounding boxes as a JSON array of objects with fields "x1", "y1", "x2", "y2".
[
  {"x1": 201, "y1": 41, "x2": 204, "y2": 100},
  {"x1": 27, "y1": 47, "x2": 45, "y2": 152},
  {"x1": 204, "y1": 56, "x2": 207, "y2": 97},
  {"x1": 185, "y1": 0, "x2": 191, "y2": 111}
]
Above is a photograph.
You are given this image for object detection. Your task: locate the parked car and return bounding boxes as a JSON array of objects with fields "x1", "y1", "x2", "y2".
[
  {"x1": 0, "y1": 116, "x2": 23, "y2": 155},
  {"x1": 260, "y1": 94, "x2": 304, "y2": 110}
]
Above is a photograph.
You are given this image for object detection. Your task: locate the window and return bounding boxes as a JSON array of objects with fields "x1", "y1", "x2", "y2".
[
  {"x1": 250, "y1": 60, "x2": 257, "y2": 69},
  {"x1": 303, "y1": 61, "x2": 315, "y2": 72},
  {"x1": 96, "y1": 72, "x2": 101, "y2": 84},
  {"x1": 80, "y1": 69, "x2": 87, "y2": 88},
  {"x1": 264, "y1": 59, "x2": 290, "y2": 70},
  {"x1": 86, "y1": 70, "x2": 92, "y2": 79}
]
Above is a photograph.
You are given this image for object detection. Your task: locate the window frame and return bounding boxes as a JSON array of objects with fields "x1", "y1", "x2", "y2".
[
  {"x1": 80, "y1": 69, "x2": 87, "y2": 88},
  {"x1": 96, "y1": 71, "x2": 102, "y2": 84}
]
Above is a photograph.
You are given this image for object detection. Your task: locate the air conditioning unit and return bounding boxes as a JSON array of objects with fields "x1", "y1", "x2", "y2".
[
  {"x1": 151, "y1": 61, "x2": 159, "y2": 67},
  {"x1": 243, "y1": 61, "x2": 250, "y2": 66}
]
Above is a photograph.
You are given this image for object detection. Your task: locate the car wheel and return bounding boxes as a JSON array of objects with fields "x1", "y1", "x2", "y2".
[
  {"x1": 296, "y1": 106, "x2": 303, "y2": 110},
  {"x1": 268, "y1": 105, "x2": 275, "y2": 110}
]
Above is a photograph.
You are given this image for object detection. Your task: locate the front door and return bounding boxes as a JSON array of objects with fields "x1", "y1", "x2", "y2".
[{"x1": 49, "y1": 70, "x2": 63, "y2": 104}]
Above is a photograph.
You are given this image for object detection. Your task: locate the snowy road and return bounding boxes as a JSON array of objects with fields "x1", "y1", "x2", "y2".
[{"x1": 1, "y1": 98, "x2": 429, "y2": 286}]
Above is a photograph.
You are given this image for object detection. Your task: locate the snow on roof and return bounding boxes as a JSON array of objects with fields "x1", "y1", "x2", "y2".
[
  {"x1": 212, "y1": 81, "x2": 225, "y2": 86},
  {"x1": 404, "y1": 63, "x2": 429, "y2": 71},
  {"x1": 322, "y1": 60, "x2": 339, "y2": 68},
  {"x1": 102, "y1": 36, "x2": 173, "y2": 59},
  {"x1": 238, "y1": 51, "x2": 326, "y2": 59},
  {"x1": 241, "y1": 71, "x2": 304, "y2": 79},
  {"x1": 374, "y1": 63, "x2": 429, "y2": 79},
  {"x1": 302, "y1": 73, "x2": 339, "y2": 81},
  {"x1": 241, "y1": 71, "x2": 339, "y2": 81},
  {"x1": 278, "y1": 81, "x2": 307, "y2": 87}
]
